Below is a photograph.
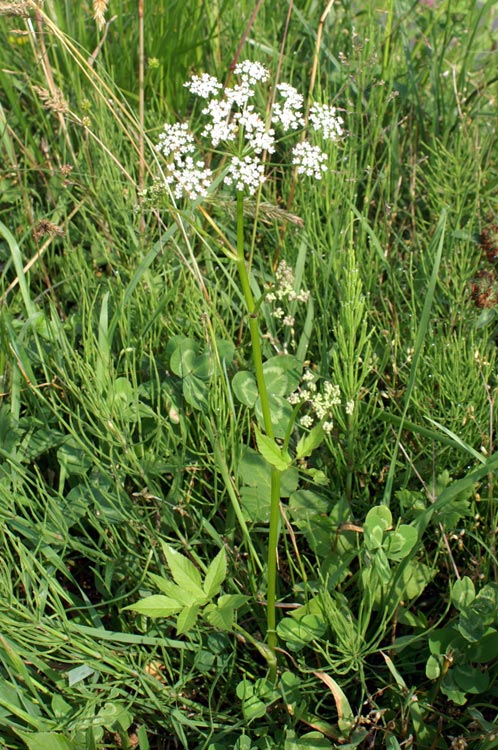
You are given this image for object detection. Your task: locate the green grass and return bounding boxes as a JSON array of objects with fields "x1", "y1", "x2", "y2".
[{"x1": 1, "y1": 1, "x2": 498, "y2": 748}]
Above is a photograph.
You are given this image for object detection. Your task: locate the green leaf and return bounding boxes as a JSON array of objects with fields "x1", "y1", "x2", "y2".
[
  {"x1": 255, "y1": 392, "x2": 294, "y2": 439},
  {"x1": 254, "y1": 427, "x2": 291, "y2": 471},
  {"x1": 425, "y1": 654, "x2": 442, "y2": 680},
  {"x1": 263, "y1": 355, "x2": 301, "y2": 395},
  {"x1": 176, "y1": 604, "x2": 200, "y2": 635},
  {"x1": 170, "y1": 340, "x2": 198, "y2": 377},
  {"x1": 384, "y1": 524, "x2": 417, "y2": 561},
  {"x1": 452, "y1": 664, "x2": 489, "y2": 694},
  {"x1": 364, "y1": 506, "x2": 392, "y2": 550},
  {"x1": 18, "y1": 733, "x2": 73, "y2": 750},
  {"x1": 296, "y1": 423, "x2": 325, "y2": 460},
  {"x1": 238, "y1": 447, "x2": 298, "y2": 496},
  {"x1": 124, "y1": 595, "x2": 182, "y2": 618},
  {"x1": 182, "y1": 374, "x2": 209, "y2": 410},
  {"x1": 277, "y1": 615, "x2": 326, "y2": 652},
  {"x1": 98, "y1": 702, "x2": 133, "y2": 731},
  {"x1": 232, "y1": 371, "x2": 258, "y2": 407},
  {"x1": 451, "y1": 576, "x2": 476, "y2": 610},
  {"x1": 205, "y1": 594, "x2": 248, "y2": 630},
  {"x1": 161, "y1": 542, "x2": 205, "y2": 598},
  {"x1": 148, "y1": 573, "x2": 202, "y2": 606},
  {"x1": 203, "y1": 548, "x2": 227, "y2": 599},
  {"x1": 284, "y1": 730, "x2": 333, "y2": 749}
]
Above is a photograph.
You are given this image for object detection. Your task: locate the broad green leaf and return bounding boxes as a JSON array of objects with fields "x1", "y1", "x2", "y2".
[
  {"x1": 384, "y1": 524, "x2": 417, "y2": 561},
  {"x1": 451, "y1": 576, "x2": 475, "y2": 610},
  {"x1": 452, "y1": 664, "x2": 489, "y2": 694},
  {"x1": 232, "y1": 371, "x2": 258, "y2": 407},
  {"x1": 238, "y1": 447, "x2": 298, "y2": 497},
  {"x1": 161, "y1": 543, "x2": 205, "y2": 597},
  {"x1": 176, "y1": 604, "x2": 200, "y2": 635},
  {"x1": 170, "y1": 340, "x2": 198, "y2": 377},
  {"x1": 148, "y1": 574, "x2": 203, "y2": 606},
  {"x1": 182, "y1": 375, "x2": 209, "y2": 410},
  {"x1": 263, "y1": 355, "x2": 301, "y2": 395},
  {"x1": 98, "y1": 702, "x2": 133, "y2": 731},
  {"x1": 284, "y1": 730, "x2": 333, "y2": 749},
  {"x1": 277, "y1": 615, "x2": 326, "y2": 652},
  {"x1": 364, "y1": 506, "x2": 392, "y2": 550},
  {"x1": 124, "y1": 594, "x2": 182, "y2": 618},
  {"x1": 203, "y1": 548, "x2": 227, "y2": 599},
  {"x1": 254, "y1": 427, "x2": 291, "y2": 471},
  {"x1": 296, "y1": 423, "x2": 325, "y2": 460},
  {"x1": 18, "y1": 733, "x2": 73, "y2": 750},
  {"x1": 425, "y1": 654, "x2": 442, "y2": 680},
  {"x1": 255, "y1": 392, "x2": 294, "y2": 439},
  {"x1": 205, "y1": 594, "x2": 248, "y2": 630}
]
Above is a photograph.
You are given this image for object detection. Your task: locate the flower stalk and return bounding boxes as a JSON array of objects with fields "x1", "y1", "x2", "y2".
[{"x1": 236, "y1": 190, "x2": 280, "y2": 680}]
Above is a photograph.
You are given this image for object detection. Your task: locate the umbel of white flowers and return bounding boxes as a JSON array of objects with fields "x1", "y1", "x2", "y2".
[{"x1": 156, "y1": 60, "x2": 344, "y2": 200}]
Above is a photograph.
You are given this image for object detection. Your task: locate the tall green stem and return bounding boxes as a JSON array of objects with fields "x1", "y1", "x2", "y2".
[{"x1": 235, "y1": 191, "x2": 281, "y2": 681}]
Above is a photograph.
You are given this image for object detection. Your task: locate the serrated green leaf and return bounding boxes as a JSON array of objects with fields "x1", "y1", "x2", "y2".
[
  {"x1": 203, "y1": 548, "x2": 227, "y2": 599},
  {"x1": 205, "y1": 594, "x2": 248, "y2": 630},
  {"x1": 254, "y1": 427, "x2": 291, "y2": 471},
  {"x1": 124, "y1": 594, "x2": 182, "y2": 618},
  {"x1": 161, "y1": 542, "x2": 205, "y2": 597},
  {"x1": 176, "y1": 604, "x2": 200, "y2": 635},
  {"x1": 148, "y1": 573, "x2": 202, "y2": 606},
  {"x1": 296, "y1": 423, "x2": 325, "y2": 460}
]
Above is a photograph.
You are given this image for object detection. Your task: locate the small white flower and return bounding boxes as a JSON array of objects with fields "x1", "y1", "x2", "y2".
[
  {"x1": 165, "y1": 155, "x2": 212, "y2": 200},
  {"x1": 238, "y1": 108, "x2": 275, "y2": 154},
  {"x1": 225, "y1": 82, "x2": 254, "y2": 109},
  {"x1": 272, "y1": 83, "x2": 305, "y2": 131},
  {"x1": 184, "y1": 73, "x2": 222, "y2": 99},
  {"x1": 283, "y1": 314, "x2": 295, "y2": 327},
  {"x1": 345, "y1": 400, "x2": 355, "y2": 416},
  {"x1": 322, "y1": 421, "x2": 334, "y2": 433},
  {"x1": 234, "y1": 60, "x2": 270, "y2": 85},
  {"x1": 224, "y1": 155, "x2": 265, "y2": 195},
  {"x1": 202, "y1": 98, "x2": 237, "y2": 146},
  {"x1": 300, "y1": 414, "x2": 314, "y2": 428},
  {"x1": 309, "y1": 103, "x2": 344, "y2": 141},
  {"x1": 291, "y1": 141, "x2": 327, "y2": 179},
  {"x1": 157, "y1": 122, "x2": 195, "y2": 158}
]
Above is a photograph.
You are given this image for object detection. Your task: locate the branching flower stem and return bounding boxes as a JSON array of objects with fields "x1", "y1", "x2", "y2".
[{"x1": 235, "y1": 190, "x2": 280, "y2": 681}]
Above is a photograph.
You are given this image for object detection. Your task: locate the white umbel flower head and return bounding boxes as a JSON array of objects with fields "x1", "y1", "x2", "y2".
[
  {"x1": 291, "y1": 141, "x2": 327, "y2": 179},
  {"x1": 233, "y1": 60, "x2": 270, "y2": 85},
  {"x1": 224, "y1": 155, "x2": 266, "y2": 195},
  {"x1": 184, "y1": 73, "x2": 223, "y2": 99},
  {"x1": 272, "y1": 83, "x2": 305, "y2": 132},
  {"x1": 309, "y1": 103, "x2": 344, "y2": 141},
  {"x1": 157, "y1": 122, "x2": 195, "y2": 158}
]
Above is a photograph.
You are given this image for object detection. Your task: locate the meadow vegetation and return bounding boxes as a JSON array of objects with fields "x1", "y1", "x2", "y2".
[{"x1": 1, "y1": 1, "x2": 498, "y2": 748}]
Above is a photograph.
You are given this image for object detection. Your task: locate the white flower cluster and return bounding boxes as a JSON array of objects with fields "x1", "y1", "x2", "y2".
[
  {"x1": 156, "y1": 60, "x2": 345, "y2": 199},
  {"x1": 265, "y1": 260, "x2": 310, "y2": 329},
  {"x1": 288, "y1": 369, "x2": 344, "y2": 433}
]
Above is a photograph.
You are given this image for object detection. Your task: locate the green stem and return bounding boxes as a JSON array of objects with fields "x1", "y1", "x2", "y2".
[{"x1": 235, "y1": 191, "x2": 281, "y2": 681}]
